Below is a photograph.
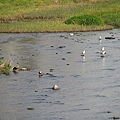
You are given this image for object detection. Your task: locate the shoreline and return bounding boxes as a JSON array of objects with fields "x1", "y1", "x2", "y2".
[{"x1": 0, "y1": 27, "x2": 114, "y2": 33}]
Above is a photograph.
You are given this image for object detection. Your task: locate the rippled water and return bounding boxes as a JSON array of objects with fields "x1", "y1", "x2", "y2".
[{"x1": 0, "y1": 29, "x2": 120, "y2": 120}]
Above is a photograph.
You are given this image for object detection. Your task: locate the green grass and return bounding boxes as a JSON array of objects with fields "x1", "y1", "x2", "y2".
[
  {"x1": 0, "y1": 61, "x2": 12, "y2": 75},
  {"x1": 64, "y1": 15, "x2": 104, "y2": 25},
  {"x1": 0, "y1": 0, "x2": 119, "y2": 32}
]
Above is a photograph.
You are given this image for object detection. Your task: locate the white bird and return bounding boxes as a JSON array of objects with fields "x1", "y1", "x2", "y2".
[
  {"x1": 81, "y1": 50, "x2": 85, "y2": 56},
  {"x1": 99, "y1": 36, "x2": 102, "y2": 40},
  {"x1": 101, "y1": 47, "x2": 106, "y2": 54},
  {"x1": 99, "y1": 36, "x2": 102, "y2": 42},
  {"x1": 101, "y1": 47, "x2": 105, "y2": 51},
  {"x1": 102, "y1": 51, "x2": 106, "y2": 54},
  {"x1": 69, "y1": 33, "x2": 74, "y2": 36},
  {"x1": 101, "y1": 51, "x2": 106, "y2": 57}
]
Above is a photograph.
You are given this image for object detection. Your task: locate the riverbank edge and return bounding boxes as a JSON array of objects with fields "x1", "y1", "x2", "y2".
[{"x1": 0, "y1": 27, "x2": 114, "y2": 33}]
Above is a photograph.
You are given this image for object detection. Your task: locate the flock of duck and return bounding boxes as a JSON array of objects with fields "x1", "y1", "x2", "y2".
[
  {"x1": 12, "y1": 66, "x2": 59, "y2": 90},
  {"x1": 12, "y1": 34, "x2": 107, "y2": 90}
]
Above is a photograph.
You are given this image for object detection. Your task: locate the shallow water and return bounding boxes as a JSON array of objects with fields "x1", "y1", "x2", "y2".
[{"x1": 0, "y1": 29, "x2": 120, "y2": 120}]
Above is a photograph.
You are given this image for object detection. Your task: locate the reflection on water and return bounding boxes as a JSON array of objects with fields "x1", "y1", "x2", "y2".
[
  {"x1": 102, "y1": 57, "x2": 105, "y2": 68},
  {"x1": 0, "y1": 29, "x2": 120, "y2": 120}
]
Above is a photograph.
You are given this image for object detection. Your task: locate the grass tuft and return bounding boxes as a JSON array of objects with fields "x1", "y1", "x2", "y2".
[
  {"x1": 0, "y1": 61, "x2": 12, "y2": 75},
  {"x1": 64, "y1": 15, "x2": 104, "y2": 25}
]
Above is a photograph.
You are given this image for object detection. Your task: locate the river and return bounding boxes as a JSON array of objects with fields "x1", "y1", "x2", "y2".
[{"x1": 0, "y1": 29, "x2": 120, "y2": 120}]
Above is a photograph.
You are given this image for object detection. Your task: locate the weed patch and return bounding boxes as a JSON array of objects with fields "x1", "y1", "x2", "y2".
[
  {"x1": 64, "y1": 15, "x2": 104, "y2": 25},
  {"x1": 0, "y1": 61, "x2": 12, "y2": 75}
]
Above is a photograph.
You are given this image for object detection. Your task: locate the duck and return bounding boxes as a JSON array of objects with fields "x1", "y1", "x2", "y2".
[
  {"x1": 81, "y1": 50, "x2": 85, "y2": 56},
  {"x1": 100, "y1": 47, "x2": 106, "y2": 54},
  {"x1": 12, "y1": 65, "x2": 20, "y2": 73},
  {"x1": 38, "y1": 71, "x2": 43, "y2": 76}
]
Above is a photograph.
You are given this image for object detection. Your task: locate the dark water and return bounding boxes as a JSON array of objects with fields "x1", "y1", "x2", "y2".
[{"x1": 0, "y1": 29, "x2": 120, "y2": 120}]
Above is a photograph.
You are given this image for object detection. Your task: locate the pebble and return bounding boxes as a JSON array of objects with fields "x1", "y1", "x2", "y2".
[
  {"x1": 35, "y1": 90, "x2": 38, "y2": 92},
  {"x1": 105, "y1": 37, "x2": 115, "y2": 39},
  {"x1": 113, "y1": 116, "x2": 120, "y2": 119},
  {"x1": 58, "y1": 46, "x2": 66, "y2": 48},
  {"x1": 62, "y1": 58, "x2": 65, "y2": 60},
  {"x1": 27, "y1": 108, "x2": 34, "y2": 110},
  {"x1": 50, "y1": 68, "x2": 54, "y2": 72},
  {"x1": 52, "y1": 85, "x2": 59, "y2": 90}
]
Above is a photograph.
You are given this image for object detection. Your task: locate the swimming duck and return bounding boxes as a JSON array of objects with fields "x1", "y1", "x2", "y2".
[
  {"x1": 12, "y1": 66, "x2": 20, "y2": 73},
  {"x1": 38, "y1": 71, "x2": 43, "y2": 76}
]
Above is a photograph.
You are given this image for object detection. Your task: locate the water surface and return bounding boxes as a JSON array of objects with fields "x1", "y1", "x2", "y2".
[{"x1": 0, "y1": 29, "x2": 120, "y2": 120}]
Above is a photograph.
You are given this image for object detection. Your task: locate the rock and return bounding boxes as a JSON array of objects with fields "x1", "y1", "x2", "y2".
[
  {"x1": 58, "y1": 46, "x2": 66, "y2": 48},
  {"x1": 105, "y1": 37, "x2": 115, "y2": 39},
  {"x1": 107, "y1": 111, "x2": 111, "y2": 113},
  {"x1": 27, "y1": 108, "x2": 34, "y2": 110},
  {"x1": 52, "y1": 85, "x2": 59, "y2": 90},
  {"x1": 62, "y1": 58, "x2": 65, "y2": 60},
  {"x1": 113, "y1": 116, "x2": 120, "y2": 119},
  {"x1": 0, "y1": 63, "x2": 5, "y2": 68},
  {"x1": 20, "y1": 67, "x2": 30, "y2": 71},
  {"x1": 50, "y1": 68, "x2": 54, "y2": 72},
  {"x1": 66, "y1": 51, "x2": 71, "y2": 54},
  {"x1": 0, "y1": 57, "x2": 4, "y2": 59}
]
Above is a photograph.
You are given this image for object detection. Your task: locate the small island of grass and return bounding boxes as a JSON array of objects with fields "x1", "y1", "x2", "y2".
[
  {"x1": 0, "y1": 0, "x2": 120, "y2": 33},
  {"x1": 0, "y1": 61, "x2": 12, "y2": 75}
]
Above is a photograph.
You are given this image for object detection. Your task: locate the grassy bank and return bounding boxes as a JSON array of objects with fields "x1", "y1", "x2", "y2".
[{"x1": 0, "y1": 0, "x2": 120, "y2": 32}]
